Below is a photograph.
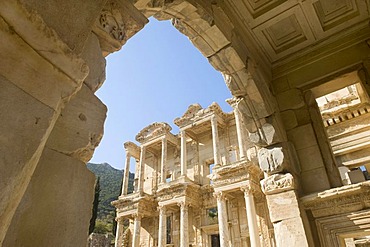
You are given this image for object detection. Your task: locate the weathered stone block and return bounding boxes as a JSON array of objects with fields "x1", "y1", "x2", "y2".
[
  {"x1": 266, "y1": 190, "x2": 300, "y2": 223},
  {"x1": 3, "y1": 147, "x2": 95, "y2": 247},
  {"x1": 297, "y1": 146, "x2": 325, "y2": 172},
  {"x1": 0, "y1": 75, "x2": 59, "y2": 244},
  {"x1": 20, "y1": 0, "x2": 106, "y2": 54},
  {"x1": 274, "y1": 217, "x2": 309, "y2": 247},
  {"x1": 280, "y1": 110, "x2": 298, "y2": 130},
  {"x1": 47, "y1": 84, "x2": 107, "y2": 162},
  {"x1": 287, "y1": 124, "x2": 317, "y2": 151},
  {"x1": 301, "y1": 167, "x2": 331, "y2": 194},
  {"x1": 81, "y1": 33, "x2": 106, "y2": 92},
  {"x1": 276, "y1": 89, "x2": 304, "y2": 111}
]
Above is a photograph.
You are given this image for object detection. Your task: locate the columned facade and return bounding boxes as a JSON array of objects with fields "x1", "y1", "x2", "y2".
[
  {"x1": 160, "y1": 137, "x2": 167, "y2": 184},
  {"x1": 137, "y1": 145, "x2": 146, "y2": 194},
  {"x1": 132, "y1": 214, "x2": 142, "y2": 247}
]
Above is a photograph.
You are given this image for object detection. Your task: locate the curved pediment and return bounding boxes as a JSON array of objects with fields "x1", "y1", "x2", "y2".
[
  {"x1": 174, "y1": 102, "x2": 230, "y2": 127},
  {"x1": 135, "y1": 122, "x2": 172, "y2": 143}
]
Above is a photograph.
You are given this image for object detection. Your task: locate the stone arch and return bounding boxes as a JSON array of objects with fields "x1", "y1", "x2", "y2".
[{"x1": 128, "y1": 0, "x2": 281, "y2": 149}]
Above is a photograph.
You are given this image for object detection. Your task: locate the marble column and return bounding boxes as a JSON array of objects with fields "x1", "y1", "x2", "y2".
[
  {"x1": 241, "y1": 186, "x2": 260, "y2": 247},
  {"x1": 122, "y1": 152, "x2": 131, "y2": 195},
  {"x1": 211, "y1": 115, "x2": 221, "y2": 166},
  {"x1": 114, "y1": 218, "x2": 122, "y2": 247},
  {"x1": 158, "y1": 205, "x2": 167, "y2": 247},
  {"x1": 233, "y1": 107, "x2": 246, "y2": 160},
  {"x1": 137, "y1": 146, "x2": 146, "y2": 194},
  {"x1": 160, "y1": 137, "x2": 167, "y2": 184},
  {"x1": 178, "y1": 201, "x2": 189, "y2": 247},
  {"x1": 214, "y1": 192, "x2": 230, "y2": 247},
  {"x1": 180, "y1": 130, "x2": 187, "y2": 177},
  {"x1": 132, "y1": 214, "x2": 142, "y2": 247}
]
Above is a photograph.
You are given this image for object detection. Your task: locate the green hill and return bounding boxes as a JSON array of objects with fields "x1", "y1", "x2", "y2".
[{"x1": 87, "y1": 162, "x2": 134, "y2": 232}]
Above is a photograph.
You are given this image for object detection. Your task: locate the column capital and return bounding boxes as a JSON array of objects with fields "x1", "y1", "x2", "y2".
[
  {"x1": 132, "y1": 213, "x2": 142, "y2": 220},
  {"x1": 240, "y1": 184, "x2": 257, "y2": 196},
  {"x1": 158, "y1": 205, "x2": 167, "y2": 213},
  {"x1": 213, "y1": 191, "x2": 227, "y2": 201},
  {"x1": 177, "y1": 201, "x2": 189, "y2": 210}
]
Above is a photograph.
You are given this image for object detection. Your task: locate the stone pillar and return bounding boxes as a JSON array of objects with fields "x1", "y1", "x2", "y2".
[
  {"x1": 180, "y1": 130, "x2": 187, "y2": 177},
  {"x1": 115, "y1": 218, "x2": 122, "y2": 247},
  {"x1": 241, "y1": 186, "x2": 260, "y2": 247},
  {"x1": 158, "y1": 205, "x2": 167, "y2": 247},
  {"x1": 214, "y1": 192, "x2": 230, "y2": 247},
  {"x1": 137, "y1": 146, "x2": 146, "y2": 194},
  {"x1": 122, "y1": 152, "x2": 131, "y2": 195},
  {"x1": 161, "y1": 136, "x2": 167, "y2": 184},
  {"x1": 178, "y1": 201, "x2": 189, "y2": 247},
  {"x1": 234, "y1": 107, "x2": 246, "y2": 160},
  {"x1": 132, "y1": 214, "x2": 142, "y2": 247},
  {"x1": 211, "y1": 115, "x2": 221, "y2": 166},
  {"x1": 261, "y1": 174, "x2": 309, "y2": 247}
]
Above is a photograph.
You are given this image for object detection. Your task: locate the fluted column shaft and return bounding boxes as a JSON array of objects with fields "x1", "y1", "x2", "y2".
[
  {"x1": 132, "y1": 215, "x2": 142, "y2": 247},
  {"x1": 233, "y1": 107, "x2": 246, "y2": 159},
  {"x1": 114, "y1": 219, "x2": 122, "y2": 247},
  {"x1": 158, "y1": 206, "x2": 167, "y2": 247},
  {"x1": 179, "y1": 202, "x2": 189, "y2": 247},
  {"x1": 211, "y1": 115, "x2": 221, "y2": 165},
  {"x1": 242, "y1": 186, "x2": 260, "y2": 247},
  {"x1": 160, "y1": 137, "x2": 167, "y2": 183},
  {"x1": 180, "y1": 130, "x2": 187, "y2": 176},
  {"x1": 122, "y1": 152, "x2": 131, "y2": 195},
  {"x1": 215, "y1": 192, "x2": 230, "y2": 247},
  {"x1": 137, "y1": 146, "x2": 146, "y2": 193}
]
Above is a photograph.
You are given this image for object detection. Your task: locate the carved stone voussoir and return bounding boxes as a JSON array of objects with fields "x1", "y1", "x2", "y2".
[
  {"x1": 93, "y1": 0, "x2": 148, "y2": 55},
  {"x1": 258, "y1": 146, "x2": 286, "y2": 175},
  {"x1": 261, "y1": 173, "x2": 294, "y2": 195}
]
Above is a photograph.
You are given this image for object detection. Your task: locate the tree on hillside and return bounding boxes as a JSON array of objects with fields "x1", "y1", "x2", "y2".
[{"x1": 89, "y1": 177, "x2": 100, "y2": 234}]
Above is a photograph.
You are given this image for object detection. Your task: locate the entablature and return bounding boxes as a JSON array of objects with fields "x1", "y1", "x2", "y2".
[{"x1": 301, "y1": 181, "x2": 370, "y2": 218}]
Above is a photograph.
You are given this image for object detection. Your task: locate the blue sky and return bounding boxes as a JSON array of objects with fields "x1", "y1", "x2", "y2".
[{"x1": 91, "y1": 18, "x2": 232, "y2": 171}]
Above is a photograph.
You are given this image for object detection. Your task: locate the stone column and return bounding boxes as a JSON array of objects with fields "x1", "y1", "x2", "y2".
[
  {"x1": 233, "y1": 107, "x2": 246, "y2": 160},
  {"x1": 211, "y1": 115, "x2": 221, "y2": 166},
  {"x1": 214, "y1": 192, "x2": 230, "y2": 247},
  {"x1": 132, "y1": 214, "x2": 142, "y2": 247},
  {"x1": 178, "y1": 201, "x2": 189, "y2": 247},
  {"x1": 158, "y1": 205, "x2": 167, "y2": 247},
  {"x1": 114, "y1": 218, "x2": 123, "y2": 247},
  {"x1": 137, "y1": 146, "x2": 146, "y2": 194},
  {"x1": 180, "y1": 130, "x2": 187, "y2": 177},
  {"x1": 122, "y1": 152, "x2": 131, "y2": 195},
  {"x1": 241, "y1": 186, "x2": 260, "y2": 247},
  {"x1": 161, "y1": 137, "x2": 167, "y2": 184}
]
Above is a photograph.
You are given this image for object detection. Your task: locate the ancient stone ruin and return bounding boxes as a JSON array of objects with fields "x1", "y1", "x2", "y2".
[{"x1": 2, "y1": 0, "x2": 370, "y2": 246}]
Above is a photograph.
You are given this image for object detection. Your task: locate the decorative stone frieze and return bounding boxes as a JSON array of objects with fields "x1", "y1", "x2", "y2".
[
  {"x1": 301, "y1": 181, "x2": 370, "y2": 218},
  {"x1": 261, "y1": 173, "x2": 294, "y2": 195}
]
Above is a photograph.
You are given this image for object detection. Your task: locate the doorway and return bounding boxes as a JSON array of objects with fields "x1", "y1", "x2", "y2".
[{"x1": 210, "y1": 234, "x2": 220, "y2": 247}]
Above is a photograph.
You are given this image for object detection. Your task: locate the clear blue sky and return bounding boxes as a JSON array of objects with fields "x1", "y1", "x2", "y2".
[{"x1": 91, "y1": 18, "x2": 232, "y2": 171}]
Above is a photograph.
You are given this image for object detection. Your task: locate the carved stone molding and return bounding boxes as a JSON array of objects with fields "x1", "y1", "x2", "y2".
[
  {"x1": 261, "y1": 173, "x2": 294, "y2": 195},
  {"x1": 93, "y1": 0, "x2": 148, "y2": 55}
]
